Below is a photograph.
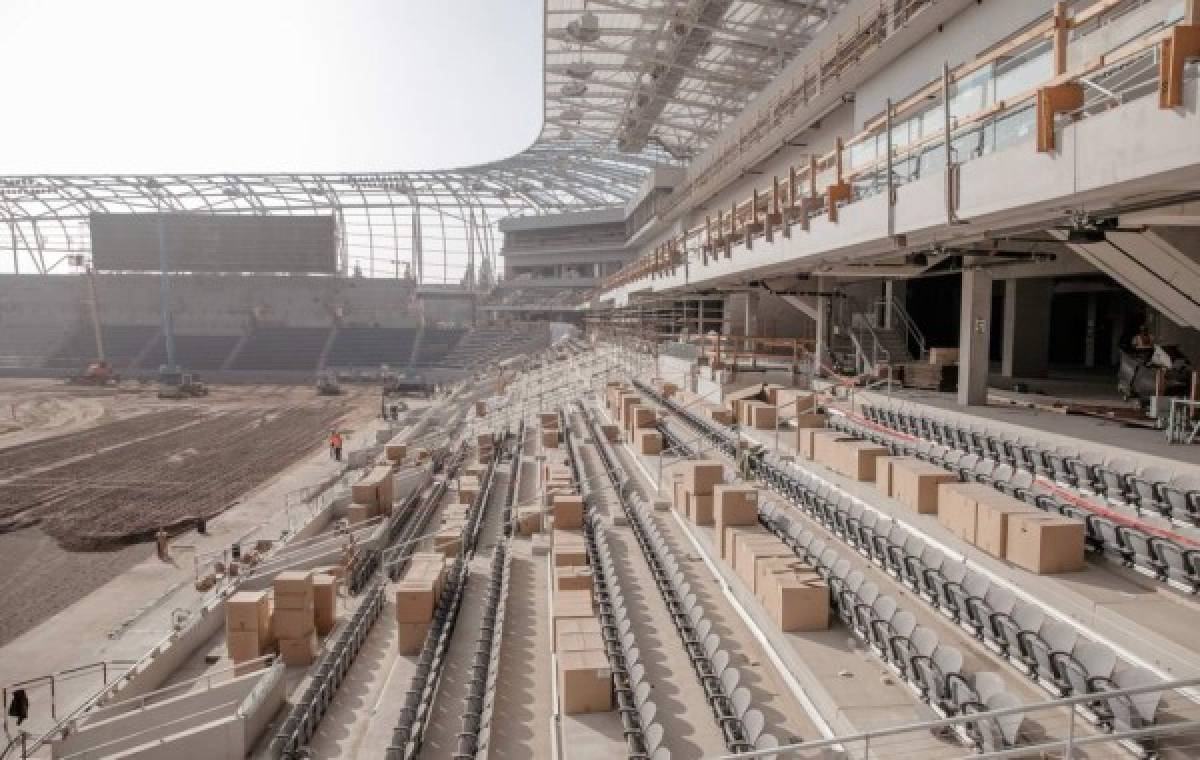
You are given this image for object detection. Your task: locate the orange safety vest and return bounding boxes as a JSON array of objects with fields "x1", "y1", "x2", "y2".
[{"x1": 330, "y1": 433, "x2": 342, "y2": 448}]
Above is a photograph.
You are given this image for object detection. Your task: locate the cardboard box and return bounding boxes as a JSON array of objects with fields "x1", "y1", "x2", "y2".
[
  {"x1": 385, "y1": 439, "x2": 407, "y2": 463},
  {"x1": 724, "y1": 524, "x2": 770, "y2": 567},
  {"x1": 558, "y1": 649, "x2": 613, "y2": 714},
  {"x1": 539, "y1": 412, "x2": 559, "y2": 428},
  {"x1": 794, "y1": 428, "x2": 824, "y2": 460},
  {"x1": 555, "y1": 630, "x2": 606, "y2": 654},
  {"x1": 351, "y1": 465, "x2": 395, "y2": 507},
  {"x1": 226, "y1": 590, "x2": 271, "y2": 634},
  {"x1": 974, "y1": 496, "x2": 1034, "y2": 559},
  {"x1": 515, "y1": 506, "x2": 542, "y2": 536},
  {"x1": 553, "y1": 530, "x2": 588, "y2": 567},
  {"x1": 278, "y1": 632, "x2": 318, "y2": 666},
  {"x1": 836, "y1": 441, "x2": 890, "y2": 481},
  {"x1": 620, "y1": 394, "x2": 641, "y2": 424},
  {"x1": 475, "y1": 400, "x2": 488, "y2": 417},
  {"x1": 725, "y1": 386, "x2": 764, "y2": 417},
  {"x1": 713, "y1": 485, "x2": 760, "y2": 556},
  {"x1": 553, "y1": 495, "x2": 585, "y2": 530},
  {"x1": 636, "y1": 429, "x2": 662, "y2": 455},
  {"x1": 937, "y1": 483, "x2": 993, "y2": 545},
  {"x1": 557, "y1": 617, "x2": 602, "y2": 638},
  {"x1": 555, "y1": 565, "x2": 594, "y2": 592},
  {"x1": 346, "y1": 502, "x2": 372, "y2": 524},
  {"x1": 890, "y1": 459, "x2": 957, "y2": 514},
  {"x1": 687, "y1": 490, "x2": 715, "y2": 525},
  {"x1": 395, "y1": 579, "x2": 435, "y2": 623},
  {"x1": 313, "y1": 576, "x2": 337, "y2": 635},
  {"x1": 397, "y1": 621, "x2": 430, "y2": 655},
  {"x1": 629, "y1": 405, "x2": 656, "y2": 430},
  {"x1": 746, "y1": 401, "x2": 778, "y2": 430},
  {"x1": 811, "y1": 432, "x2": 853, "y2": 467},
  {"x1": 434, "y1": 528, "x2": 462, "y2": 558},
  {"x1": 756, "y1": 556, "x2": 816, "y2": 598},
  {"x1": 274, "y1": 572, "x2": 314, "y2": 612},
  {"x1": 227, "y1": 630, "x2": 263, "y2": 663},
  {"x1": 762, "y1": 572, "x2": 830, "y2": 631},
  {"x1": 929, "y1": 347, "x2": 959, "y2": 365},
  {"x1": 600, "y1": 424, "x2": 620, "y2": 443},
  {"x1": 1005, "y1": 513, "x2": 1086, "y2": 574},
  {"x1": 734, "y1": 534, "x2": 794, "y2": 592},
  {"x1": 542, "y1": 429, "x2": 560, "y2": 449},
  {"x1": 552, "y1": 591, "x2": 595, "y2": 640},
  {"x1": 273, "y1": 606, "x2": 316, "y2": 639},
  {"x1": 706, "y1": 406, "x2": 734, "y2": 425},
  {"x1": 683, "y1": 460, "x2": 725, "y2": 495}
]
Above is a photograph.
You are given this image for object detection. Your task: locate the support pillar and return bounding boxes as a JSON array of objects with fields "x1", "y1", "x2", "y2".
[
  {"x1": 1000, "y1": 278, "x2": 1052, "y2": 378},
  {"x1": 744, "y1": 291, "x2": 759, "y2": 337},
  {"x1": 814, "y1": 276, "x2": 832, "y2": 375},
  {"x1": 957, "y1": 268, "x2": 991, "y2": 406},
  {"x1": 1084, "y1": 293, "x2": 1098, "y2": 368}
]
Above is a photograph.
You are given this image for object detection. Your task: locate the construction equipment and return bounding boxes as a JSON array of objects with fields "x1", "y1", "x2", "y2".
[
  {"x1": 157, "y1": 367, "x2": 208, "y2": 399},
  {"x1": 67, "y1": 360, "x2": 120, "y2": 386},
  {"x1": 316, "y1": 372, "x2": 343, "y2": 396}
]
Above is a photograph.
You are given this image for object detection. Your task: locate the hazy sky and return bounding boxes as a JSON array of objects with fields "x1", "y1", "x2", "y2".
[{"x1": 0, "y1": 0, "x2": 545, "y2": 174}]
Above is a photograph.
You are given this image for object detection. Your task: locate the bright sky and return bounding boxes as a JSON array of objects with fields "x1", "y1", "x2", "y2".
[{"x1": 0, "y1": 0, "x2": 544, "y2": 174}]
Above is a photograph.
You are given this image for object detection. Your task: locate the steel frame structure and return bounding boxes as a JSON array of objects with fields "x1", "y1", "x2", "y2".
[{"x1": 1, "y1": 1, "x2": 850, "y2": 283}]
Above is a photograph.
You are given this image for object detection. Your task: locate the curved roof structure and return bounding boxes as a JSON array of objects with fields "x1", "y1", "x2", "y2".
[{"x1": 0, "y1": 0, "x2": 847, "y2": 281}]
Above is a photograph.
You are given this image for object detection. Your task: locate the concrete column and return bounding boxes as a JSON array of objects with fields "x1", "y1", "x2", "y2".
[
  {"x1": 957, "y1": 267, "x2": 992, "y2": 405},
  {"x1": 814, "y1": 276, "x2": 832, "y2": 373},
  {"x1": 744, "y1": 290, "x2": 759, "y2": 336},
  {"x1": 1000, "y1": 278, "x2": 1052, "y2": 378},
  {"x1": 1084, "y1": 293, "x2": 1098, "y2": 368}
]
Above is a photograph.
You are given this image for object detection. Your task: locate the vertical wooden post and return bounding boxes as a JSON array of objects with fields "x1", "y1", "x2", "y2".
[
  {"x1": 729, "y1": 200, "x2": 737, "y2": 257},
  {"x1": 1052, "y1": 2, "x2": 1069, "y2": 77},
  {"x1": 747, "y1": 189, "x2": 758, "y2": 249},
  {"x1": 805, "y1": 156, "x2": 817, "y2": 232},
  {"x1": 704, "y1": 215, "x2": 712, "y2": 266}
]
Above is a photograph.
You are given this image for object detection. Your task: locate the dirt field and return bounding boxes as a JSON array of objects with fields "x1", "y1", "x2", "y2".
[{"x1": 0, "y1": 379, "x2": 374, "y2": 644}]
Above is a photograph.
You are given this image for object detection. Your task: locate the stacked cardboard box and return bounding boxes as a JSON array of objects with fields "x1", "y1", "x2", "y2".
[
  {"x1": 705, "y1": 405, "x2": 734, "y2": 425},
  {"x1": 937, "y1": 482, "x2": 991, "y2": 544},
  {"x1": 890, "y1": 459, "x2": 957, "y2": 514},
  {"x1": 636, "y1": 429, "x2": 662, "y2": 455},
  {"x1": 558, "y1": 649, "x2": 613, "y2": 714},
  {"x1": 975, "y1": 497, "x2": 1035, "y2": 558},
  {"x1": 555, "y1": 565, "x2": 594, "y2": 592},
  {"x1": 226, "y1": 590, "x2": 273, "y2": 664},
  {"x1": 551, "y1": 589, "x2": 595, "y2": 640},
  {"x1": 552, "y1": 494, "x2": 584, "y2": 530},
  {"x1": 678, "y1": 460, "x2": 724, "y2": 526},
  {"x1": 552, "y1": 529, "x2": 588, "y2": 567},
  {"x1": 724, "y1": 386, "x2": 765, "y2": 423},
  {"x1": 732, "y1": 532, "x2": 794, "y2": 593},
  {"x1": 351, "y1": 465, "x2": 395, "y2": 513},
  {"x1": 396, "y1": 554, "x2": 446, "y2": 654},
  {"x1": 756, "y1": 559, "x2": 830, "y2": 631},
  {"x1": 313, "y1": 575, "x2": 337, "y2": 635},
  {"x1": 743, "y1": 401, "x2": 777, "y2": 430},
  {"x1": 1005, "y1": 514, "x2": 1085, "y2": 573},
  {"x1": 273, "y1": 572, "x2": 318, "y2": 666},
  {"x1": 600, "y1": 423, "x2": 620, "y2": 443},
  {"x1": 384, "y1": 436, "x2": 408, "y2": 464},
  {"x1": 515, "y1": 506, "x2": 542, "y2": 536},
  {"x1": 475, "y1": 400, "x2": 488, "y2": 417},
  {"x1": 477, "y1": 433, "x2": 495, "y2": 463},
  {"x1": 458, "y1": 476, "x2": 480, "y2": 504},
  {"x1": 713, "y1": 485, "x2": 759, "y2": 557}
]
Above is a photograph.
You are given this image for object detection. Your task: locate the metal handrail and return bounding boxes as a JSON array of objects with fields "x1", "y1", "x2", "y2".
[{"x1": 872, "y1": 296, "x2": 927, "y2": 359}]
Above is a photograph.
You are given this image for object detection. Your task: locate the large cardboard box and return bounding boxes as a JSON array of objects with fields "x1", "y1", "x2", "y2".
[
  {"x1": 351, "y1": 465, "x2": 395, "y2": 507},
  {"x1": 724, "y1": 524, "x2": 770, "y2": 567},
  {"x1": 974, "y1": 497, "x2": 1034, "y2": 559},
  {"x1": 516, "y1": 506, "x2": 543, "y2": 536},
  {"x1": 929, "y1": 347, "x2": 959, "y2": 365},
  {"x1": 630, "y1": 405, "x2": 656, "y2": 430},
  {"x1": 542, "y1": 429, "x2": 560, "y2": 449},
  {"x1": 620, "y1": 395, "x2": 642, "y2": 424},
  {"x1": 313, "y1": 576, "x2": 337, "y2": 635},
  {"x1": 433, "y1": 527, "x2": 462, "y2": 558},
  {"x1": 836, "y1": 441, "x2": 890, "y2": 481},
  {"x1": 557, "y1": 617, "x2": 602, "y2": 638},
  {"x1": 745, "y1": 401, "x2": 778, "y2": 430},
  {"x1": 555, "y1": 630, "x2": 606, "y2": 654},
  {"x1": 683, "y1": 460, "x2": 725, "y2": 495},
  {"x1": 227, "y1": 630, "x2": 263, "y2": 663},
  {"x1": 762, "y1": 572, "x2": 830, "y2": 631},
  {"x1": 274, "y1": 571, "x2": 315, "y2": 611},
  {"x1": 553, "y1": 495, "x2": 585, "y2": 530},
  {"x1": 1005, "y1": 513, "x2": 1086, "y2": 574},
  {"x1": 558, "y1": 649, "x2": 613, "y2": 714},
  {"x1": 551, "y1": 601, "x2": 595, "y2": 641},
  {"x1": 734, "y1": 534, "x2": 794, "y2": 592},
  {"x1": 395, "y1": 579, "x2": 436, "y2": 623},
  {"x1": 385, "y1": 439, "x2": 407, "y2": 463},
  {"x1": 397, "y1": 621, "x2": 430, "y2": 655},
  {"x1": 937, "y1": 483, "x2": 992, "y2": 545},
  {"x1": 706, "y1": 406, "x2": 734, "y2": 425},
  {"x1": 891, "y1": 459, "x2": 957, "y2": 514},
  {"x1": 812, "y1": 432, "x2": 853, "y2": 467},
  {"x1": 725, "y1": 386, "x2": 764, "y2": 417},
  {"x1": 872, "y1": 456, "x2": 902, "y2": 499},
  {"x1": 636, "y1": 429, "x2": 662, "y2": 455},
  {"x1": 553, "y1": 531, "x2": 588, "y2": 567},
  {"x1": 555, "y1": 566, "x2": 594, "y2": 593},
  {"x1": 794, "y1": 428, "x2": 825, "y2": 460},
  {"x1": 226, "y1": 590, "x2": 271, "y2": 635},
  {"x1": 714, "y1": 485, "x2": 760, "y2": 557},
  {"x1": 539, "y1": 412, "x2": 559, "y2": 428},
  {"x1": 346, "y1": 502, "x2": 372, "y2": 524},
  {"x1": 600, "y1": 423, "x2": 620, "y2": 443},
  {"x1": 688, "y1": 491, "x2": 715, "y2": 525},
  {"x1": 273, "y1": 606, "x2": 315, "y2": 639},
  {"x1": 756, "y1": 556, "x2": 815, "y2": 599},
  {"x1": 278, "y1": 632, "x2": 319, "y2": 666}
]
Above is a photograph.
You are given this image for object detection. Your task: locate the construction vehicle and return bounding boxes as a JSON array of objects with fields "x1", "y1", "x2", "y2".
[
  {"x1": 316, "y1": 372, "x2": 343, "y2": 396},
  {"x1": 68, "y1": 360, "x2": 120, "y2": 386},
  {"x1": 157, "y1": 367, "x2": 209, "y2": 399}
]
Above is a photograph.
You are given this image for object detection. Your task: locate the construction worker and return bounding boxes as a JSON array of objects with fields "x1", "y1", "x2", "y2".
[{"x1": 329, "y1": 430, "x2": 344, "y2": 462}]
